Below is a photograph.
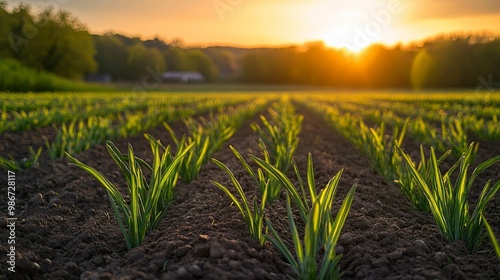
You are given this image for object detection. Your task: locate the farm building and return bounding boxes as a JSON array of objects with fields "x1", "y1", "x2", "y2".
[{"x1": 161, "y1": 71, "x2": 206, "y2": 83}]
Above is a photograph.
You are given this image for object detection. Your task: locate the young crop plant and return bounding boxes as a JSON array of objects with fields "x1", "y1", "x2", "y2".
[
  {"x1": 251, "y1": 100, "x2": 303, "y2": 173},
  {"x1": 47, "y1": 117, "x2": 113, "y2": 159},
  {"x1": 408, "y1": 117, "x2": 440, "y2": 147},
  {"x1": 300, "y1": 99, "x2": 407, "y2": 181},
  {"x1": 265, "y1": 177, "x2": 356, "y2": 280},
  {"x1": 0, "y1": 147, "x2": 42, "y2": 171},
  {"x1": 395, "y1": 146, "x2": 451, "y2": 212},
  {"x1": 165, "y1": 99, "x2": 267, "y2": 183},
  {"x1": 0, "y1": 155, "x2": 19, "y2": 171},
  {"x1": 463, "y1": 115, "x2": 500, "y2": 141},
  {"x1": 164, "y1": 120, "x2": 210, "y2": 184},
  {"x1": 211, "y1": 145, "x2": 357, "y2": 262},
  {"x1": 0, "y1": 106, "x2": 8, "y2": 135},
  {"x1": 440, "y1": 119, "x2": 474, "y2": 159},
  {"x1": 253, "y1": 152, "x2": 355, "y2": 247},
  {"x1": 357, "y1": 120, "x2": 408, "y2": 181},
  {"x1": 211, "y1": 146, "x2": 269, "y2": 245},
  {"x1": 397, "y1": 143, "x2": 500, "y2": 254},
  {"x1": 67, "y1": 135, "x2": 193, "y2": 249},
  {"x1": 483, "y1": 214, "x2": 500, "y2": 259},
  {"x1": 250, "y1": 99, "x2": 303, "y2": 202}
]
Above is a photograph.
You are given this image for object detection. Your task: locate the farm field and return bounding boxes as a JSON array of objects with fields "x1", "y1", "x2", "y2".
[{"x1": 0, "y1": 91, "x2": 499, "y2": 279}]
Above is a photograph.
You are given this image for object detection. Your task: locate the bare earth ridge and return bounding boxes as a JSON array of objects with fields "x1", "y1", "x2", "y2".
[{"x1": 0, "y1": 105, "x2": 499, "y2": 279}]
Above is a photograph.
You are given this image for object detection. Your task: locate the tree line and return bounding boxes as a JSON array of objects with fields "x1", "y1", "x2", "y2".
[
  {"x1": 238, "y1": 35, "x2": 500, "y2": 88},
  {"x1": 0, "y1": 3, "x2": 96, "y2": 80},
  {"x1": 93, "y1": 34, "x2": 226, "y2": 82},
  {"x1": 1, "y1": 3, "x2": 499, "y2": 88},
  {"x1": 0, "y1": 3, "x2": 222, "y2": 82}
]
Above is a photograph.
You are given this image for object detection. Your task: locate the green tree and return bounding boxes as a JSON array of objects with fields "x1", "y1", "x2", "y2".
[
  {"x1": 93, "y1": 34, "x2": 129, "y2": 80},
  {"x1": 127, "y1": 44, "x2": 165, "y2": 80},
  {"x1": 187, "y1": 50, "x2": 218, "y2": 82},
  {"x1": 239, "y1": 52, "x2": 268, "y2": 83},
  {"x1": 411, "y1": 39, "x2": 473, "y2": 88},
  {"x1": 164, "y1": 47, "x2": 191, "y2": 71},
  {"x1": 472, "y1": 40, "x2": 500, "y2": 84},
  {"x1": 0, "y1": 2, "x2": 13, "y2": 57},
  {"x1": 8, "y1": 5, "x2": 97, "y2": 79},
  {"x1": 8, "y1": 4, "x2": 35, "y2": 59}
]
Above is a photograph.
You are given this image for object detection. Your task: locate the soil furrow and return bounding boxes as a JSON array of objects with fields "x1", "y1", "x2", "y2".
[
  {"x1": 295, "y1": 104, "x2": 499, "y2": 279},
  {"x1": 0, "y1": 102, "x2": 498, "y2": 280}
]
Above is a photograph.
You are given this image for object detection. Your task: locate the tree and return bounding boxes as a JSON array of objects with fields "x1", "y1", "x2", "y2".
[
  {"x1": 164, "y1": 47, "x2": 191, "y2": 71},
  {"x1": 205, "y1": 49, "x2": 238, "y2": 77},
  {"x1": 0, "y1": 2, "x2": 13, "y2": 57},
  {"x1": 93, "y1": 34, "x2": 129, "y2": 80},
  {"x1": 187, "y1": 50, "x2": 219, "y2": 82},
  {"x1": 143, "y1": 36, "x2": 169, "y2": 52},
  {"x1": 357, "y1": 44, "x2": 413, "y2": 87},
  {"x1": 127, "y1": 44, "x2": 165, "y2": 80},
  {"x1": 8, "y1": 5, "x2": 97, "y2": 79},
  {"x1": 411, "y1": 49, "x2": 436, "y2": 89},
  {"x1": 296, "y1": 42, "x2": 339, "y2": 85},
  {"x1": 239, "y1": 52, "x2": 271, "y2": 83},
  {"x1": 411, "y1": 39, "x2": 476, "y2": 88}
]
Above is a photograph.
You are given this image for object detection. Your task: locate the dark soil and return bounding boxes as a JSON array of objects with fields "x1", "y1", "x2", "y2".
[{"x1": 0, "y1": 104, "x2": 499, "y2": 280}]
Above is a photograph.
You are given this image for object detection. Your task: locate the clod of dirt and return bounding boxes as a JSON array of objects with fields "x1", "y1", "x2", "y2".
[
  {"x1": 209, "y1": 241, "x2": 226, "y2": 258},
  {"x1": 253, "y1": 267, "x2": 270, "y2": 280},
  {"x1": 338, "y1": 232, "x2": 354, "y2": 246},
  {"x1": 414, "y1": 239, "x2": 430, "y2": 256},
  {"x1": 29, "y1": 193, "x2": 46, "y2": 205},
  {"x1": 188, "y1": 264, "x2": 204, "y2": 277},
  {"x1": 126, "y1": 247, "x2": 145, "y2": 264},
  {"x1": 335, "y1": 244, "x2": 345, "y2": 254},
  {"x1": 387, "y1": 249, "x2": 403, "y2": 261},
  {"x1": 46, "y1": 190, "x2": 59, "y2": 203},
  {"x1": 176, "y1": 266, "x2": 190, "y2": 278},
  {"x1": 192, "y1": 243, "x2": 210, "y2": 258},
  {"x1": 175, "y1": 245, "x2": 192, "y2": 258},
  {"x1": 444, "y1": 263, "x2": 468, "y2": 280},
  {"x1": 433, "y1": 251, "x2": 448, "y2": 264}
]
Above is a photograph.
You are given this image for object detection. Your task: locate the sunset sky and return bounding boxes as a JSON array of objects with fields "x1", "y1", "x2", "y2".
[{"x1": 8, "y1": 0, "x2": 500, "y2": 51}]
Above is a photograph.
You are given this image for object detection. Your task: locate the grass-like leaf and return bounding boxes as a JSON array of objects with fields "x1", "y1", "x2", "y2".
[
  {"x1": 211, "y1": 148, "x2": 268, "y2": 245},
  {"x1": 482, "y1": 214, "x2": 500, "y2": 259},
  {"x1": 397, "y1": 142, "x2": 500, "y2": 252},
  {"x1": 250, "y1": 98, "x2": 303, "y2": 202},
  {"x1": 67, "y1": 135, "x2": 192, "y2": 249},
  {"x1": 265, "y1": 179, "x2": 356, "y2": 280},
  {"x1": 395, "y1": 145, "x2": 451, "y2": 212}
]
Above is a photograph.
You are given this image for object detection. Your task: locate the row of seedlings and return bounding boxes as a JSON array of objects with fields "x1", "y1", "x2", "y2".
[
  {"x1": 0, "y1": 96, "x2": 251, "y2": 170},
  {"x1": 63, "y1": 97, "x2": 266, "y2": 248},
  {"x1": 211, "y1": 98, "x2": 357, "y2": 279},
  {"x1": 165, "y1": 98, "x2": 269, "y2": 183},
  {"x1": 300, "y1": 98, "x2": 500, "y2": 259}
]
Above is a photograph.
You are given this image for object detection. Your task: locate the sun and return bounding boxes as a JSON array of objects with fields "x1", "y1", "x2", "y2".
[
  {"x1": 321, "y1": 23, "x2": 377, "y2": 53},
  {"x1": 314, "y1": 0, "x2": 404, "y2": 52}
]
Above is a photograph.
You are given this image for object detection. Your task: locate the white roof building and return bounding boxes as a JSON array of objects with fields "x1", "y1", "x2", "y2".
[{"x1": 160, "y1": 71, "x2": 205, "y2": 83}]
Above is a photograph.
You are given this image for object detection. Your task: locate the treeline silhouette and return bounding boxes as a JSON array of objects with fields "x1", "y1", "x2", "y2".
[
  {"x1": 0, "y1": 3, "x2": 221, "y2": 82},
  {"x1": 239, "y1": 36, "x2": 500, "y2": 88},
  {"x1": 1, "y1": 3, "x2": 499, "y2": 88},
  {"x1": 92, "y1": 34, "x2": 222, "y2": 82}
]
